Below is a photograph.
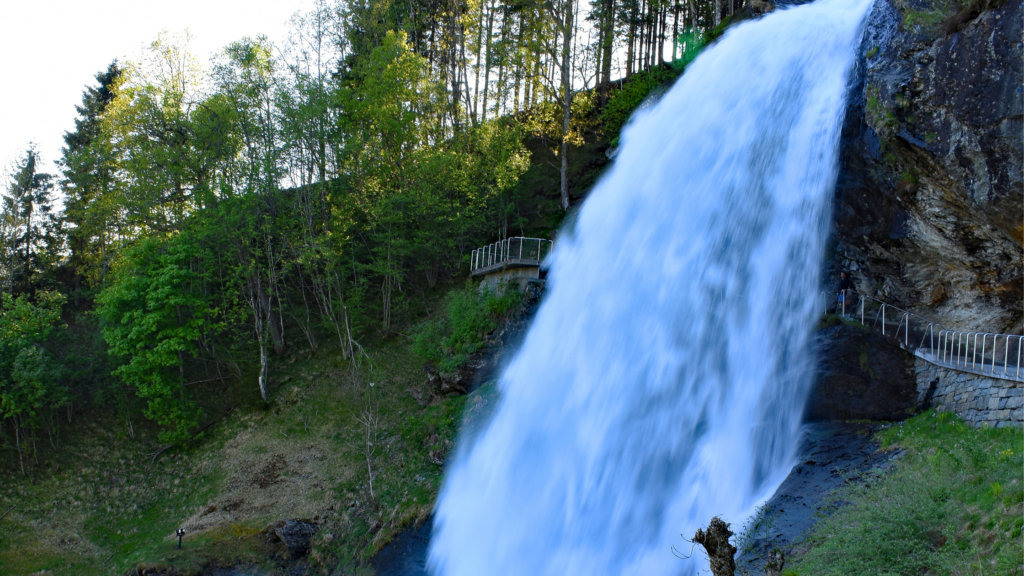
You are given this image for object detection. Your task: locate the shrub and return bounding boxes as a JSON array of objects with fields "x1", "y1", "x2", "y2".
[{"x1": 412, "y1": 283, "x2": 522, "y2": 373}]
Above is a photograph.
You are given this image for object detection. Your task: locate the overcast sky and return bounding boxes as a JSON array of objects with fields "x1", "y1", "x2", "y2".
[{"x1": 0, "y1": 0, "x2": 313, "y2": 179}]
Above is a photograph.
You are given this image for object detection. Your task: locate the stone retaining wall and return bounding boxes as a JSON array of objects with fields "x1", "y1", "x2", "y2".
[{"x1": 915, "y1": 358, "x2": 1023, "y2": 428}]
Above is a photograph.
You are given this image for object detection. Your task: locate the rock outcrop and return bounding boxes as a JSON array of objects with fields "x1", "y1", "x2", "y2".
[
  {"x1": 273, "y1": 519, "x2": 319, "y2": 557},
  {"x1": 807, "y1": 322, "x2": 918, "y2": 421},
  {"x1": 832, "y1": 0, "x2": 1022, "y2": 332},
  {"x1": 424, "y1": 280, "x2": 546, "y2": 397}
]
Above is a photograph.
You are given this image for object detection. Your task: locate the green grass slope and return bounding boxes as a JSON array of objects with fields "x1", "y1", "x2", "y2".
[
  {"x1": 793, "y1": 410, "x2": 1024, "y2": 576},
  {"x1": 0, "y1": 338, "x2": 469, "y2": 575}
]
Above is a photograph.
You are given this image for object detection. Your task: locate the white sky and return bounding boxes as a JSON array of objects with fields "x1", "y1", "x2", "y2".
[{"x1": 0, "y1": 0, "x2": 313, "y2": 178}]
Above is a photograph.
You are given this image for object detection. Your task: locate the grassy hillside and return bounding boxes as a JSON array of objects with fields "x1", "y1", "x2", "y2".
[
  {"x1": 0, "y1": 337, "x2": 474, "y2": 575},
  {"x1": 793, "y1": 410, "x2": 1024, "y2": 576}
]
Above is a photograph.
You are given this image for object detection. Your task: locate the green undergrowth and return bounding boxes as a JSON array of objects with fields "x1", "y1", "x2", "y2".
[
  {"x1": 0, "y1": 411, "x2": 231, "y2": 575},
  {"x1": 792, "y1": 410, "x2": 1024, "y2": 576},
  {"x1": 818, "y1": 314, "x2": 868, "y2": 330},
  {"x1": 0, "y1": 335, "x2": 473, "y2": 575},
  {"x1": 898, "y1": 0, "x2": 1008, "y2": 37},
  {"x1": 412, "y1": 283, "x2": 522, "y2": 373},
  {"x1": 602, "y1": 31, "x2": 706, "y2": 146}
]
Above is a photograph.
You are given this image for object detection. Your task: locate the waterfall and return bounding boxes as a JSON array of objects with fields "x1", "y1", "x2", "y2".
[{"x1": 429, "y1": 0, "x2": 872, "y2": 573}]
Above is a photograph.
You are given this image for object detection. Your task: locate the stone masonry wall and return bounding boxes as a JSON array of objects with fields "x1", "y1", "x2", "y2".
[{"x1": 915, "y1": 358, "x2": 1023, "y2": 428}]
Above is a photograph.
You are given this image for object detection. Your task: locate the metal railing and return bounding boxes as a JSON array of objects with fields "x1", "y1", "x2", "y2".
[
  {"x1": 470, "y1": 237, "x2": 552, "y2": 274},
  {"x1": 821, "y1": 290, "x2": 1022, "y2": 382},
  {"x1": 934, "y1": 330, "x2": 1023, "y2": 379}
]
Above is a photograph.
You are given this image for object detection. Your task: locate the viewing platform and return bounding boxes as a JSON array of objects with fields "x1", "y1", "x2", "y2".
[{"x1": 471, "y1": 237, "x2": 552, "y2": 290}]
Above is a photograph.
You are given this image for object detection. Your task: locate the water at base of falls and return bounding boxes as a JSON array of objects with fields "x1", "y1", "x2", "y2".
[{"x1": 429, "y1": 0, "x2": 872, "y2": 573}]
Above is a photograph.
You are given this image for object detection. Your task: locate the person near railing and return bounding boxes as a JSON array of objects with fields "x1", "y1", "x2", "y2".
[{"x1": 834, "y1": 271, "x2": 851, "y2": 316}]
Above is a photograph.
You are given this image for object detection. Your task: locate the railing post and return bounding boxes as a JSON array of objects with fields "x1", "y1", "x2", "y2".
[
  {"x1": 1017, "y1": 337, "x2": 1021, "y2": 378},
  {"x1": 882, "y1": 305, "x2": 885, "y2": 336},
  {"x1": 904, "y1": 314, "x2": 908, "y2": 346},
  {"x1": 981, "y1": 334, "x2": 986, "y2": 373},
  {"x1": 992, "y1": 334, "x2": 999, "y2": 373},
  {"x1": 861, "y1": 296, "x2": 865, "y2": 325},
  {"x1": 1008, "y1": 336, "x2": 1013, "y2": 376},
  {"x1": 842, "y1": 290, "x2": 845, "y2": 316},
  {"x1": 519, "y1": 238, "x2": 523, "y2": 260}
]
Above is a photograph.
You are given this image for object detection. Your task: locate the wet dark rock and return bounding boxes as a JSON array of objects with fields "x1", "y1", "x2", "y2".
[
  {"x1": 370, "y1": 517, "x2": 432, "y2": 576},
  {"x1": 806, "y1": 323, "x2": 917, "y2": 421},
  {"x1": 273, "y1": 520, "x2": 319, "y2": 557},
  {"x1": 736, "y1": 423, "x2": 901, "y2": 574},
  {"x1": 425, "y1": 354, "x2": 492, "y2": 396},
  {"x1": 833, "y1": 0, "x2": 1023, "y2": 332}
]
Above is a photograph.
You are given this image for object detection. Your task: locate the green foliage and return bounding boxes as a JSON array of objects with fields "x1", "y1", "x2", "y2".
[
  {"x1": 794, "y1": 411, "x2": 1024, "y2": 575},
  {"x1": 903, "y1": 7, "x2": 947, "y2": 31},
  {"x1": 3, "y1": 148, "x2": 62, "y2": 293},
  {"x1": 897, "y1": 0, "x2": 1006, "y2": 36},
  {"x1": 866, "y1": 88, "x2": 900, "y2": 140},
  {"x1": 735, "y1": 502, "x2": 781, "y2": 558},
  {"x1": 412, "y1": 283, "x2": 521, "y2": 373},
  {"x1": 96, "y1": 235, "x2": 223, "y2": 443},
  {"x1": 0, "y1": 291, "x2": 66, "y2": 427},
  {"x1": 601, "y1": 67, "x2": 681, "y2": 143},
  {"x1": 602, "y1": 31, "x2": 705, "y2": 144}
]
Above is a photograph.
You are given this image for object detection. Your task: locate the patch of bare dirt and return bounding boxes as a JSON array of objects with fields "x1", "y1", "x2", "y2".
[{"x1": 177, "y1": 415, "x2": 355, "y2": 539}]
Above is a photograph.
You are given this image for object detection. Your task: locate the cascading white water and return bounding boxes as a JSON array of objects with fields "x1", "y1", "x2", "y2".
[{"x1": 429, "y1": 0, "x2": 871, "y2": 573}]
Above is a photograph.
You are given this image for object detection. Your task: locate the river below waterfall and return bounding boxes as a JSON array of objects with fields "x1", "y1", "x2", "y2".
[{"x1": 372, "y1": 422, "x2": 902, "y2": 575}]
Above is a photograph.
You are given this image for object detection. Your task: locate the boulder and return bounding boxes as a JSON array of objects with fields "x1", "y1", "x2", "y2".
[{"x1": 273, "y1": 519, "x2": 319, "y2": 557}]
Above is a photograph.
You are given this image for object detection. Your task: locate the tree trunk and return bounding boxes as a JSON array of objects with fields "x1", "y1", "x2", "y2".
[
  {"x1": 626, "y1": 0, "x2": 636, "y2": 76},
  {"x1": 599, "y1": 0, "x2": 615, "y2": 105},
  {"x1": 257, "y1": 335, "x2": 269, "y2": 401},
  {"x1": 481, "y1": 0, "x2": 495, "y2": 120},
  {"x1": 472, "y1": 0, "x2": 485, "y2": 123},
  {"x1": 260, "y1": 289, "x2": 285, "y2": 355},
  {"x1": 672, "y1": 0, "x2": 680, "y2": 60},
  {"x1": 559, "y1": 0, "x2": 575, "y2": 211},
  {"x1": 14, "y1": 418, "x2": 24, "y2": 476}
]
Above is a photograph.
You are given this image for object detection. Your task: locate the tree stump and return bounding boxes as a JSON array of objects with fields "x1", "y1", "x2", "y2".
[{"x1": 693, "y1": 516, "x2": 737, "y2": 576}]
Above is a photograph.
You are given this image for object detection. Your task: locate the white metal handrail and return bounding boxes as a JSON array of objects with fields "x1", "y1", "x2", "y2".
[
  {"x1": 935, "y1": 330, "x2": 1023, "y2": 379},
  {"x1": 822, "y1": 290, "x2": 1022, "y2": 382},
  {"x1": 470, "y1": 237, "x2": 552, "y2": 273}
]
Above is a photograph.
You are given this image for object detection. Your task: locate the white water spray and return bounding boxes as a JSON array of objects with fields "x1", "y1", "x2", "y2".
[{"x1": 430, "y1": 0, "x2": 871, "y2": 573}]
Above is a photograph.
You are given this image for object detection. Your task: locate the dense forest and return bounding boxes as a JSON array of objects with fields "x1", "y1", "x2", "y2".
[{"x1": 0, "y1": 0, "x2": 735, "y2": 470}]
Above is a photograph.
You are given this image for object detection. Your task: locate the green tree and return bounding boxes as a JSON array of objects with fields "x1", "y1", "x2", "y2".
[
  {"x1": 96, "y1": 235, "x2": 219, "y2": 443},
  {"x1": 0, "y1": 290, "x2": 66, "y2": 475},
  {"x1": 61, "y1": 62, "x2": 125, "y2": 292},
  {"x1": 3, "y1": 148, "x2": 61, "y2": 294}
]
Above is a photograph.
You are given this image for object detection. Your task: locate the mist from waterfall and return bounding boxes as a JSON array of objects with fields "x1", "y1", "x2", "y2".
[{"x1": 429, "y1": 0, "x2": 872, "y2": 573}]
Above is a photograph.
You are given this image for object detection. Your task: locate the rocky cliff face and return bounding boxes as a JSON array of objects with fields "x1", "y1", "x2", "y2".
[
  {"x1": 807, "y1": 322, "x2": 918, "y2": 421},
  {"x1": 832, "y1": 0, "x2": 1022, "y2": 332}
]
